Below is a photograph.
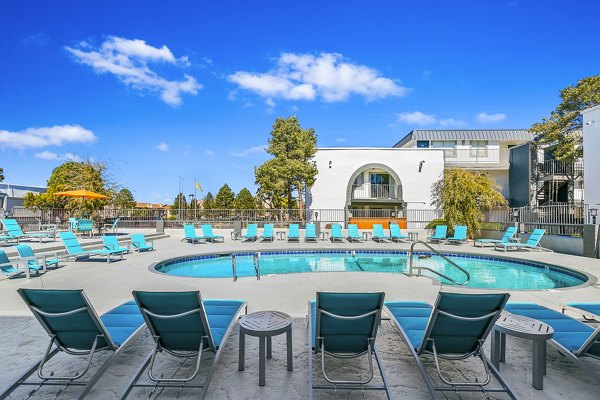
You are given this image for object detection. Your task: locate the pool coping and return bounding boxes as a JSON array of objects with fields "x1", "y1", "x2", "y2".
[{"x1": 148, "y1": 247, "x2": 597, "y2": 292}]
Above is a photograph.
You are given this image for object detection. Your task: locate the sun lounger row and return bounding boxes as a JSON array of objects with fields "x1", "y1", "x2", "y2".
[{"x1": 0, "y1": 218, "x2": 56, "y2": 245}]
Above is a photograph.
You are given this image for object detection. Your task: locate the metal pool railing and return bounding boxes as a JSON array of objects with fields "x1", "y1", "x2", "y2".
[{"x1": 408, "y1": 241, "x2": 470, "y2": 286}]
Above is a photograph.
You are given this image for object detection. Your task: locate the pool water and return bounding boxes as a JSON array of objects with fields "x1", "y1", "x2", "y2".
[{"x1": 154, "y1": 251, "x2": 587, "y2": 290}]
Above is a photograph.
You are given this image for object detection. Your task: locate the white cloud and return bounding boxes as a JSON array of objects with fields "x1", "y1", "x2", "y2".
[
  {"x1": 66, "y1": 36, "x2": 201, "y2": 106},
  {"x1": 230, "y1": 145, "x2": 266, "y2": 157},
  {"x1": 228, "y1": 52, "x2": 406, "y2": 104},
  {"x1": 35, "y1": 151, "x2": 83, "y2": 162},
  {"x1": 0, "y1": 125, "x2": 96, "y2": 150},
  {"x1": 422, "y1": 70, "x2": 432, "y2": 79},
  {"x1": 156, "y1": 142, "x2": 169, "y2": 151},
  {"x1": 335, "y1": 138, "x2": 348, "y2": 143},
  {"x1": 439, "y1": 118, "x2": 467, "y2": 128},
  {"x1": 476, "y1": 112, "x2": 507, "y2": 123},
  {"x1": 397, "y1": 111, "x2": 437, "y2": 126},
  {"x1": 205, "y1": 150, "x2": 215, "y2": 156}
]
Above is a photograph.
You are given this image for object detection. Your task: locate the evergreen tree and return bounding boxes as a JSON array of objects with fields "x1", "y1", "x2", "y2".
[
  {"x1": 113, "y1": 188, "x2": 136, "y2": 208},
  {"x1": 215, "y1": 184, "x2": 235, "y2": 209},
  {"x1": 203, "y1": 192, "x2": 215, "y2": 209},
  {"x1": 235, "y1": 188, "x2": 255, "y2": 210}
]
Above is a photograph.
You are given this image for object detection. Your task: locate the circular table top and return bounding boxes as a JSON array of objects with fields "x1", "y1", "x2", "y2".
[
  {"x1": 494, "y1": 311, "x2": 554, "y2": 340},
  {"x1": 240, "y1": 311, "x2": 292, "y2": 336}
]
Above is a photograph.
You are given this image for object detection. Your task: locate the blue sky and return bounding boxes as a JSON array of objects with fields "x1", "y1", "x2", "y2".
[{"x1": 1, "y1": 1, "x2": 598, "y2": 204}]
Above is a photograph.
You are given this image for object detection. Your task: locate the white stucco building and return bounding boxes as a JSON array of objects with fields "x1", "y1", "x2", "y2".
[
  {"x1": 583, "y1": 105, "x2": 600, "y2": 207},
  {"x1": 306, "y1": 148, "x2": 445, "y2": 219}
]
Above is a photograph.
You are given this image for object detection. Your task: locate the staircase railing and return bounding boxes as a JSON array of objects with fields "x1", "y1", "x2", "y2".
[{"x1": 408, "y1": 241, "x2": 470, "y2": 286}]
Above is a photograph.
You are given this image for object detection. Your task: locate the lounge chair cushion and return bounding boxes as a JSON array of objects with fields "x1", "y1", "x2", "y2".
[
  {"x1": 384, "y1": 302, "x2": 432, "y2": 349},
  {"x1": 204, "y1": 300, "x2": 246, "y2": 347},
  {"x1": 504, "y1": 303, "x2": 597, "y2": 353},
  {"x1": 566, "y1": 303, "x2": 600, "y2": 318},
  {"x1": 100, "y1": 300, "x2": 145, "y2": 346}
]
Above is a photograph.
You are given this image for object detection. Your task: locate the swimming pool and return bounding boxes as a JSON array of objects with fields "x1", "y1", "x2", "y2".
[{"x1": 153, "y1": 251, "x2": 588, "y2": 290}]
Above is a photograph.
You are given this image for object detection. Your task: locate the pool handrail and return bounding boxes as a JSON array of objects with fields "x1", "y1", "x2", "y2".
[{"x1": 408, "y1": 241, "x2": 470, "y2": 286}]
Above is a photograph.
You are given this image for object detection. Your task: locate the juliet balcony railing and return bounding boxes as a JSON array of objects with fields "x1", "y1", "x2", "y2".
[
  {"x1": 442, "y1": 147, "x2": 504, "y2": 166},
  {"x1": 351, "y1": 184, "x2": 401, "y2": 200}
]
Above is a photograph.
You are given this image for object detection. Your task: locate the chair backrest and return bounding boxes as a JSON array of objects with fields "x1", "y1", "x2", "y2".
[
  {"x1": 331, "y1": 224, "x2": 342, "y2": 238},
  {"x1": 348, "y1": 224, "x2": 359, "y2": 238},
  {"x1": 131, "y1": 234, "x2": 146, "y2": 247},
  {"x1": 77, "y1": 219, "x2": 94, "y2": 231},
  {"x1": 1, "y1": 219, "x2": 24, "y2": 237},
  {"x1": 315, "y1": 292, "x2": 384, "y2": 354},
  {"x1": 16, "y1": 244, "x2": 35, "y2": 258},
  {"x1": 288, "y1": 224, "x2": 300, "y2": 238},
  {"x1": 246, "y1": 223, "x2": 257, "y2": 236},
  {"x1": 133, "y1": 291, "x2": 215, "y2": 352},
  {"x1": 18, "y1": 288, "x2": 115, "y2": 351},
  {"x1": 373, "y1": 224, "x2": 385, "y2": 237},
  {"x1": 263, "y1": 223, "x2": 274, "y2": 237},
  {"x1": 0, "y1": 249, "x2": 12, "y2": 266},
  {"x1": 420, "y1": 292, "x2": 509, "y2": 355},
  {"x1": 184, "y1": 224, "x2": 197, "y2": 239},
  {"x1": 389, "y1": 224, "x2": 401, "y2": 237},
  {"x1": 500, "y1": 226, "x2": 517, "y2": 242},
  {"x1": 201, "y1": 224, "x2": 214, "y2": 237},
  {"x1": 59, "y1": 231, "x2": 85, "y2": 255},
  {"x1": 434, "y1": 225, "x2": 448, "y2": 238},
  {"x1": 452, "y1": 225, "x2": 467, "y2": 240},
  {"x1": 306, "y1": 223, "x2": 317, "y2": 237},
  {"x1": 111, "y1": 218, "x2": 120, "y2": 228},
  {"x1": 102, "y1": 235, "x2": 120, "y2": 250},
  {"x1": 526, "y1": 229, "x2": 545, "y2": 246}
]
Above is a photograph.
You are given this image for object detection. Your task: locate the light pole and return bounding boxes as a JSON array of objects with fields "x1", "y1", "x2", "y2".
[
  {"x1": 590, "y1": 208, "x2": 598, "y2": 225},
  {"x1": 189, "y1": 194, "x2": 195, "y2": 222}
]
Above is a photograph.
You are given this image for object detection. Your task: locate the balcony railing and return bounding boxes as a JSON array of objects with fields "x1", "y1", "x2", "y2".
[
  {"x1": 539, "y1": 160, "x2": 583, "y2": 178},
  {"x1": 442, "y1": 148, "x2": 504, "y2": 165},
  {"x1": 351, "y1": 184, "x2": 401, "y2": 200}
]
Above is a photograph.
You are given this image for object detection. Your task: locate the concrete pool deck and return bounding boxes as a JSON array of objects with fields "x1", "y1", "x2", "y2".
[{"x1": 1, "y1": 228, "x2": 599, "y2": 399}]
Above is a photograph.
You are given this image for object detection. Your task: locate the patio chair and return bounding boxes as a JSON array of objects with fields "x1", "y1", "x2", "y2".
[
  {"x1": 0, "y1": 231, "x2": 14, "y2": 246},
  {"x1": 372, "y1": 224, "x2": 390, "y2": 242},
  {"x1": 385, "y1": 292, "x2": 516, "y2": 399},
  {"x1": 305, "y1": 223, "x2": 318, "y2": 242},
  {"x1": 1, "y1": 218, "x2": 54, "y2": 243},
  {"x1": 122, "y1": 291, "x2": 247, "y2": 399},
  {"x1": 102, "y1": 217, "x2": 120, "y2": 235},
  {"x1": 260, "y1": 223, "x2": 275, "y2": 242},
  {"x1": 60, "y1": 231, "x2": 124, "y2": 263},
  {"x1": 242, "y1": 223, "x2": 258, "y2": 241},
  {"x1": 346, "y1": 224, "x2": 363, "y2": 242},
  {"x1": 202, "y1": 224, "x2": 225, "y2": 242},
  {"x1": 69, "y1": 217, "x2": 79, "y2": 231},
  {"x1": 474, "y1": 226, "x2": 517, "y2": 248},
  {"x1": 494, "y1": 229, "x2": 550, "y2": 252},
  {"x1": 330, "y1": 223, "x2": 344, "y2": 242},
  {"x1": 308, "y1": 292, "x2": 391, "y2": 399},
  {"x1": 505, "y1": 303, "x2": 600, "y2": 383},
  {"x1": 130, "y1": 234, "x2": 154, "y2": 252},
  {"x1": 389, "y1": 223, "x2": 408, "y2": 242},
  {"x1": 76, "y1": 219, "x2": 95, "y2": 237},
  {"x1": 288, "y1": 223, "x2": 300, "y2": 242},
  {"x1": 447, "y1": 225, "x2": 468, "y2": 245},
  {"x1": 0, "y1": 249, "x2": 25, "y2": 279},
  {"x1": 183, "y1": 224, "x2": 206, "y2": 244},
  {"x1": 102, "y1": 235, "x2": 130, "y2": 254},
  {"x1": 16, "y1": 243, "x2": 60, "y2": 272},
  {"x1": 561, "y1": 303, "x2": 600, "y2": 322},
  {"x1": 427, "y1": 225, "x2": 447, "y2": 243},
  {"x1": 0, "y1": 289, "x2": 145, "y2": 399}
]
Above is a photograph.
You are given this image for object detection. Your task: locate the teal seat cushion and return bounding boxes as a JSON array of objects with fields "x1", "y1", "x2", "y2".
[
  {"x1": 100, "y1": 300, "x2": 144, "y2": 346},
  {"x1": 204, "y1": 300, "x2": 246, "y2": 347},
  {"x1": 504, "y1": 303, "x2": 596, "y2": 353},
  {"x1": 566, "y1": 303, "x2": 600, "y2": 318},
  {"x1": 384, "y1": 302, "x2": 432, "y2": 349}
]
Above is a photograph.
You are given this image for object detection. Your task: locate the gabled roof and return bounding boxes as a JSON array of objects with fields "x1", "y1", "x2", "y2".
[{"x1": 393, "y1": 129, "x2": 534, "y2": 148}]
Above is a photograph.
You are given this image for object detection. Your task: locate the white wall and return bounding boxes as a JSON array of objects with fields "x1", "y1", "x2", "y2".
[
  {"x1": 487, "y1": 170, "x2": 509, "y2": 198},
  {"x1": 308, "y1": 148, "x2": 445, "y2": 210},
  {"x1": 583, "y1": 105, "x2": 600, "y2": 207}
]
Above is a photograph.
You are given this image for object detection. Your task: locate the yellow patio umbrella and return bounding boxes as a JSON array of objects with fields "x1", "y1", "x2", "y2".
[{"x1": 53, "y1": 189, "x2": 110, "y2": 200}]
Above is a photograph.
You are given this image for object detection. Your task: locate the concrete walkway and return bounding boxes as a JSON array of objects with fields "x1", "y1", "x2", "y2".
[{"x1": 0, "y1": 228, "x2": 598, "y2": 399}]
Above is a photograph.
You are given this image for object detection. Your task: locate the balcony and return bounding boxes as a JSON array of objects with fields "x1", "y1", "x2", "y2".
[
  {"x1": 442, "y1": 148, "x2": 508, "y2": 169},
  {"x1": 538, "y1": 160, "x2": 583, "y2": 179},
  {"x1": 351, "y1": 184, "x2": 402, "y2": 200}
]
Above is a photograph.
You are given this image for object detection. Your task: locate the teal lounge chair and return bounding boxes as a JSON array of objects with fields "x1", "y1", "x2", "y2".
[
  {"x1": 102, "y1": 217, "x2": 120, "y2": 235},
  {"x1": 122, "y1": 291, "x2": 247, "y2": 399},
  {"x1": 183, "y1": 224, "x2": 205, "y2": 244},
  {"x1": 305, "y1": 223, "x2": 318, "y2": 242},
  {"x1": 447, "y1": 225, "x2": 467, "y2": 245},
  {"x1": 330, "y1": 223, "x2": 344, "y2": 242},
  {"x1": 69, "y1": 217, "x2": 79, "y2": 231},
  {"x1": 288, "y1": 223, "x2": 300, "y2": 241},
  {"x1": 130, "y1": 233, "x2": 154, "y2": 252},
  {"x1": 475, "y1": 226, "x2": 517, "y2": 248},
  {"x1": 308, "y1": 292, "x2": 391, "y2": 399},
  {"x1": 427, "y1": 225, "x2": 447, "y2": 243},
  {"x1": 372, "y1": 224, "x2": 390, "y2": 242},
  {"x1": 385, "y1": 292, "x2": 516, "y2": 399},
  {"x1": 260, "y1": 223, "x2": 274, "y2": 242},
  {"x1": 0, "y1": 249, "x2": 25, "y2": 279},
  {"x1": 505, "y1": 303, "x2": 600, "y2": 383},
  {"x1": 102, "y1": 235, "x2": 130, "y2": 254},
  {"x1": 0, "y1": 289, "x2": 145, "y2": 399},
  {"x1": 389, "y1": 224, "x2": 408, "y2": 242},
  {"x1": 60, "y1": 231, "x2": 124, "y2": 263},
  {"x1": 346, "y1": 224, "x2": 363, "y2": 242},
  {"x1": 202, "y1": 224, "x2": 224, "y2": 242},
  {"x1": 562, "y1": 303, "x2": 600, "y2": 322},
  {"x1": 76, "y1": 219, "x2": 95, "y2": 237},
  {"x1": 242, "y1": 223, "x2": 258, "y2": 241},
  {"x1": 1, "y1": 218, "x2": 54, "y2": 243},
  {"x1": 495, "y1": 228, "x2": 550, "y2": 252},
  {"x1": 16, "y1": 244, "x2": 60, "y2": 272}
]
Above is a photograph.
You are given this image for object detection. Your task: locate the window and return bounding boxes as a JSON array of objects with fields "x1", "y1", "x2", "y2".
[
  {"x1": 416, "y1": 140, "x2": 429, "y2": 148},
  {"x1": 369, "y1": 173, "x2": 390, "y2": 198},
  {"x1": 431, "y1": 141, "x2": 456, "y2": 157},
  {"x1": 470, "y1": 140, "x2": 488, "y2": 157}
]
